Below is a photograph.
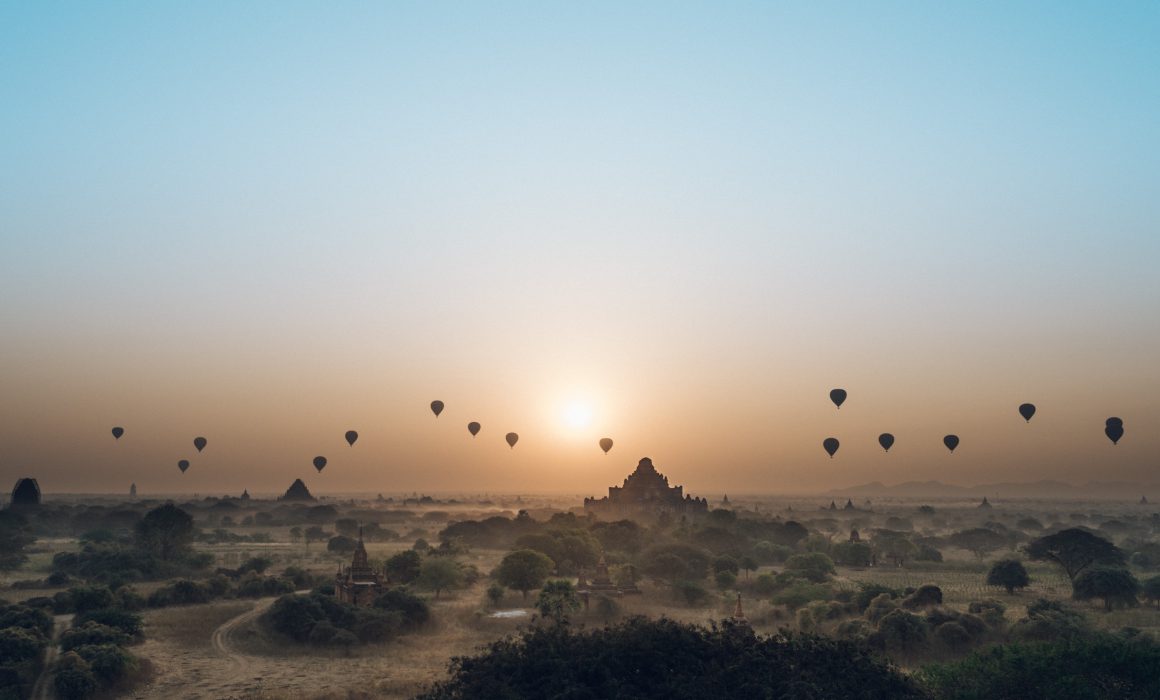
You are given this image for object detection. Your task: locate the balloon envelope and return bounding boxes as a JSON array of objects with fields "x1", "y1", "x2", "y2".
[
  {"x1": 878, "y1": 433, "x2": 895, "y2": 452},
  {"x1": 829, "y1": 389, "x2": 847, "y2": 409},
  {"x1": 194, "y1": 437, "x2": 207, "y2": 452},
  {"x1": 599, "y1": 437, "x2": 613, "y2": 454},
  {"x1": 943, "y1": 435, "x2": 960, "y2": 453},
  {"x1": 505, "y1": 432, "x2": 519, "y2": 449},
  {"x1": 467, "y1": 422, "x2": 481, "y2": 437},
  {"x1": 823, "y1": 437, "x2": 839, "y2": 458},
  {"x1": 1106, "y1": 417, "x2": 1123, "y2": 427},
  {"x1": 430, "y1": 400, "x2": 444, "y2": 417},
  {"x1": 178, "y1": 460, "x2": 189, "y2": 473},
  {"x1": 1018, "y1": 404, "x2": 1036, "y2": 422},
  {"x1": 313, "y1": 456, "x2": 327, "y2": 472},
  {"x1": 111, "y1": 427, "x2": 124, "y2": 440},
  {"x1": 1106, "y1": 424, "x2": 1124, "y2": 445},
  {"x1": 345, "y1": 430, "x2": 358, "y2": 446}
]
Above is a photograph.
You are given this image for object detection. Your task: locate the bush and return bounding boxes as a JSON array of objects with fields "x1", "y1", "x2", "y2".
[
  {"x1": 53, "y1": 652, "x2": 98, "y2": 700},
  {"x1": 967, "y1": 599, "x2": 1007, "y2": 628},
  {"x1": 770, "y1": 581, "x2": 832, "y2": 611},
  {"x1": 416, "y1": 617, "x2": 923, "y2": 699},
  {"x1": 674, "y1": 580, "x2": 710, "y2": 606},
  {"x1": 865, "y1": 594, "x2": 899, "y2": 624},
  {"x1": 918, "y1": 634, "x2": 1160, "y2": 699},
  {"x1": 901, "y1": 585, "x2": 943, "y2": 609},
  {"x1": 877, "y1": 609, "x2": 930, "y2": 654},
  {"x1": 934, "y1": 622, "x2": 971, "y2": 651},
  {"x1": 327, "y1": 536, "x2": 357, "y2": 554},
  {"x1": 73, "y1": 643, "x2": 134, "y2": 685},
  {"x1": 75, "y1": 609, "x2": 142, "y2": 637},
  {"x1": 855, "y1": 583, "x2": 899, "y2": 613},
  {"x1": 61, "y1": 623, "x2": 130, "y2": 652},
  {"x1": 783, "y1": 552, "x2": 836, "y2": 582},
  {"x1": 374, "y1": 588, "x2": 430, "y2": 629}
]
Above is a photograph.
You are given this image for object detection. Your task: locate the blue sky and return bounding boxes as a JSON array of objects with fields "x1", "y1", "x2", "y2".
[{"x1": 1, "y1": 2, "x2": 1158, "y2": 493}]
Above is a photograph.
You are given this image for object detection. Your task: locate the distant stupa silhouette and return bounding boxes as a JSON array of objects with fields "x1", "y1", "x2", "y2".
[
  {"x1": 10, "y1": 478, "x2": 41, "y2": 507},
  {"x1": 978, "y1": 496, "x2": 992, "y2": 509},
  {"x1": 280, "y1": 479, "x2": 315, "y2": 502}
]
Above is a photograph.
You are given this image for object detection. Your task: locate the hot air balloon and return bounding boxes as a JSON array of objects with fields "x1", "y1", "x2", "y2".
[
  {"x1": 345, "y1": 430, "x2": 358, "y2": 446},
  {"x1": 943, "y1": 435, "x2": 960, "y2": 453},
  {"x1": 313, "y1": 456, "x2": 327, "y2": 472},
  {"x1": 111, "y1": 427, "x2": 124, "y2": 440},
  {"x1": 467, "y1": 422, "x2": 481, "y2": 437},
  {"x1": 829, "y1": 389, "x2": 847, "y2": 409},
  {"x1": 1018, "y1": 404, "x2": 1036, "y2": 422},
  {"x1": 505, "y1": 432, "x2": 519, "y2": 449},
  {"x1": 178, "y1": 459, "x2": 189, "y2": 473},
  {"x1": 194, "y1": 436, "x2": 207, "y2": 452},
  {"x1": 430, "y1": 401, "x2": 444, "y2": 417},
  {"x1": 823, "y1": 437, "x2": 839, "y2": 458},
  {"x1": 599, "y1": 437, "x2": 613, "y2": 455},
  {"x1": 878, "y1": 433, "x2": 895, "y2": 452},
  {"x1": 1106, "y1": 418, "x2": 1124, "y2": 445}
]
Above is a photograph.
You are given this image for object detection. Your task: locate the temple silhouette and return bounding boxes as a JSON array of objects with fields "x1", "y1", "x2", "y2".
[{"x1": 584, "y1": 457, "x2": 707, "y2": 517}]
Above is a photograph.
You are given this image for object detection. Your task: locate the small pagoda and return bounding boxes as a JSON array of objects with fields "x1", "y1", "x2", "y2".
[{"x1": 335, "y1": 528, "x2": 384, "y2": 606}]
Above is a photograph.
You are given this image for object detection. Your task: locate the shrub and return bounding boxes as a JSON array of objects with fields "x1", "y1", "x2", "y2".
[
  {"x1": 75, "y1": 609, "x2": 142, "y2": 637},
  {"x1": 52, "y1": 652, "x2": 98, "y2": 700},
  {"x1": 918, "y1": 634, "x2": 1160, "y2": 699},
  {"x1": 901, "y1": 585, "x2": 943, "y2": 609},
  {"x1": 770, "y1": 581, "x2": 832, "y2": 611},
  {"x1": 374, "y1": 588, "x2": 430, "y2": 629},
  {"x1": 674, "y1": 580, "x2": 710, "y2": 606},
  {"x1": 877, "y1": 609, "x2": 930, "y2": 654},
  {"x1": 416, "y1": 617, "x2": 923, "y2": 699},
  {"x1": 61, "y1": 623, "x2": 130, "y2": 652},
  {"x1": 783, "y1": 552, "x2": 835, "y2": 582},
  {"x1": 855, "y1": 583, "x2": 899, "y2": 612}
]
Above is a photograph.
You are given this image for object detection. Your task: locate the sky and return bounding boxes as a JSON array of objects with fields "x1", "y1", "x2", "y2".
[{"x1": 2, "y1": 2, "x2": 1158, "y2": 496}]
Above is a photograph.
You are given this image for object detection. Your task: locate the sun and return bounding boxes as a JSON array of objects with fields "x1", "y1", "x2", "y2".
[{"x1": 561, "y1": 400, "x2": 594, "y2": 431}]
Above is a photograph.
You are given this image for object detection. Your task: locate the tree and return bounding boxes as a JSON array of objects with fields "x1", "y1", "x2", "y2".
[
  {"x1": 873, "y1": 532, "x2": 918, "y2": 567},
  {"x1": 948, "y1": 528, "x2": 1008, "y2": 559},
  {"x1": 303, "y1": 526, "x2": 329, "y2": 547},
  {"x1": 495, "y1": 549, "x2": 554, "y2": 600},
  {"x1": 134, "y1": 504, "x2": 194, "y2": 561},
  {"x1": 1142, "y1": 575, "x2": 1160, "y2": 607},
  {"x1": 1072, "y1": 567, "x2": 1140, "y2": 612},
  {"x1": 535, "y1": 580, "x2": 581, "y2": 625},
  {"x1": 784, "y1": 552, "x2": 835, "y2": 582},
  {"x1": 877, "y1": 609, "x2": 930, "y2": 655},
  {"x1": 739, "y1": 556, "x2": 758, "y2": 580},
  {"x1": 416, "y1": 557, "x2": 464, "y2": 599},
  {"x1": 334, "y1": 518, "x2": 360, "y2": 537},
  {"x1": 832, "y1": 541, "x2": 873, "y2": 567},
  {"x1": 986, "y1": 559, "x2": 1030, "y2": 594},
  {"x1": 1025, "y1": 528, "x2": 1124, "y2": 582},
  {"x1": 327, "y1": 535, "x2": 357, "y2": 553},
  {"x1": 918, "y1": 634, "x2": 1160, "y2": 699},
  {"x1": 416, "y1": 617, "x2": 925, "y2": 699},
  {"x1": 385, "y1": 550, "x2": 422, "y2": 584},
  {"x1": 0, "y1": 510, "x2": 35, "y2": 570}
]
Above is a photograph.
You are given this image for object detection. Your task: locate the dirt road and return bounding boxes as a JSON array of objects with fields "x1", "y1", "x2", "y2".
[{"x1": 31, "y1": 614, "x2": 73, "y2": 700}]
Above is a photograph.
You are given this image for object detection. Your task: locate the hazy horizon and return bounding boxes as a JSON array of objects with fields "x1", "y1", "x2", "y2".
[{"x1": 3, "y1": 3, "x2": 1158, "y2": 495}]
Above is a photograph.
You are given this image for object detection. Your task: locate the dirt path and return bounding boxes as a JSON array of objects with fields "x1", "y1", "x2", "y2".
[
  {"x1": 31, "y1": 614, "x2": 73, "y2": 700},
  {"x1": 208, "y1": 595, "x2": 279, "y2": 687}
]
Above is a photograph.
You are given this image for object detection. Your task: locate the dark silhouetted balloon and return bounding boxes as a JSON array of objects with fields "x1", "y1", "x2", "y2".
[
  {"x1": 829, "y1": 389, "x2": 847, "y2": 409},
  {"x1": 345, "y1": 430, "x2": 358, "y2": 447},
  {"x1": 178, "y1": 460, "x2": 189, "y2": 473},
  {"x1": 878, "y1": 433, "x2": 895, "y2": 452},
  {"x1": 430, "y1": 401, "x2": 444, "y2": 417},
  {"x1": 1106, "y1": 421, "x2": 1124, "y2": 445},
  {"x1": 194, "y1": 436, "x2": 207, "y2": 452},
  {"x1": 1106, "y1": 417, "x2": 1123, "y2": 427},
  {"x1": 111, "y1": 427, "x2": 124, "y2": 440},
  {"x1": 313, "y1": 456, "x2": 327, "y2": 472},
  {"x1": 599, "y1": 437, "x2": 613, "y2": 454},
  {"x1": 1018, "y1": 403, "x2": 1036, "y2": 422},
  {"x1": 505, "y1": 432, "x2": 519, "y2": 449},
  {"x1": 823, "y1": 437, "x2": 839, "y2": 458},
  {"x1": 467, "y1": 422, "x2": 481, "y2": 437},
  {"x1": 944, "y1": 435, "x2": 960, "y2": 453}
]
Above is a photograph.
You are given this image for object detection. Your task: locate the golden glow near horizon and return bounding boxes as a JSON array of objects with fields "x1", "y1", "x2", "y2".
[{"x1": 2, "y1": 4, "x2": 1159, "y2": 497}]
